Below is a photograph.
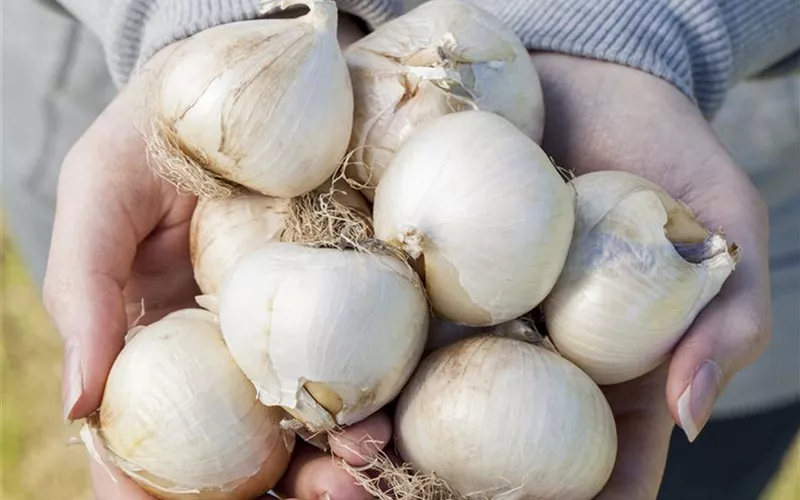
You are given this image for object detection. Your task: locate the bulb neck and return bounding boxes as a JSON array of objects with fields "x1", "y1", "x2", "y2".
[
  {"x1": 305, "y1": 0, "x2": 338, "y2": 33},
  {"x1": 393, "y1": 226, "x2": 425, "y2": 260},
  {"x1": 673, "y1": 232, "x2": 739, "y2": 265}
]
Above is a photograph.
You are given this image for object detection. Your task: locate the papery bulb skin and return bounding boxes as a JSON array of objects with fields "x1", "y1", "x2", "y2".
[
  {"x1": 153, "y1": 0, "x2": 353, "y2": 198},
  {"x1": 345, "y1": 0, "x2": 544, "y2": 198},
  {"x1": 191, "y1": 195, "x2": 290, "y2": 295},
  {"x1": 190, "y1": 179, "x2": 370, "y2": 295},
  {"x1": 373, "y1": 111, "x2": 574, "y2": 327},
  {"x1": 396, "y1": 335, "x2": 617, "y2": 500},
  {"x1": 216, "y1": 243, "x2": 429, "y2": 432},
  {"x1": 97, "y1": 309, "x2": 293, "y2": 500},
  {"x1": 544, "y1": 171, "x2": 739, "y2": 385}
]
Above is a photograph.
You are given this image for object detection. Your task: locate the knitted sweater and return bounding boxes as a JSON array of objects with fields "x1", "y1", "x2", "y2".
[{"x1": 55, "y1": 0, "x2": 800, "y2": 117}]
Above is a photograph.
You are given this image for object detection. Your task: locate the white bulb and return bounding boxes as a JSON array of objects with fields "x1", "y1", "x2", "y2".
[
  {"x1": 396, "y1": 335, "x2": 617, "y2": 500},
  {"x1": 191, "y1": 194, "x2": 290, "y2": 295},
  {"x1": 190, "y1": 179, "x2": 370, "y2": 295},
  {"x1": 544, "y1": 171, "x2": 739, "y2": 385},
  {"x1": 152, "y1": 0, "x2": 353, "y2": 198},
  {"x1": 216, "y1": 243, "x2": 429, "y2": 432},
  {"x1": 373, "y1": 110, "x2": 574, "y2": 326},
  {"x1": 97, "y1": 309, "x2": 293, "y2": 500},
  {"x1": 345, "y1": 0, "x2": 544, "y2": 198}
]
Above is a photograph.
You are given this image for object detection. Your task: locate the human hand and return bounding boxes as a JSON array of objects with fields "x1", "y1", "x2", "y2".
[
  {"x1": 43, "y1": 13, "x2": 392, "y2": 500},
  {"x1": 529, "y1": 53, "x2": 771, "y2": 499}
]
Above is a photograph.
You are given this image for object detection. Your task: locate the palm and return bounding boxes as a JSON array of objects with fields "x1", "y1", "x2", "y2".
[
  {"x1": 123, "y1": 193, "x2": 199, "y2": 326},
  {"x1": 46, "y1": 22, "x2": 398, "y2": 498},
  {"x1": 596, "y1": 370, "x2": 674, "y2": 499},
  {"x1": 531, "y1": 53, "x2": 770, "y2": 498}
]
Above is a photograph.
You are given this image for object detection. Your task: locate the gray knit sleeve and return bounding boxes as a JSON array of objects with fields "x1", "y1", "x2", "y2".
[
  {"x1": 467, "y1": 0, "x2": 800, "y2": 117},
  {"x1": 104, "y1": 0, "x2": 402, "y2": 87}
]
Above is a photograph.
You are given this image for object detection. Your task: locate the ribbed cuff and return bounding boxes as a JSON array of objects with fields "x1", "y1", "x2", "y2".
[
  {"x1": 104, "y1": 0, "x2": 402, "y2": 87},
  {"x1": 721, "y1": 0, "x2": 800, "y2": 83},
  {"x1": 468, "y1": 0, "x2": 736, "y2": 116}
]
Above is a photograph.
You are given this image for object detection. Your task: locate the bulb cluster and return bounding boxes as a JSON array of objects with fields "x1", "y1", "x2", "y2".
[{"x1": 89, "y1": 1, "x2": 739, "y2": 499}]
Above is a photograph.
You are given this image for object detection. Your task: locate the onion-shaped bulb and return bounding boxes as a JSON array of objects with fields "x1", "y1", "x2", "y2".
[
  {"x1": 95, "y1": 309, "x2": 293, "y2": 500},
  {"x1": 190, "y1": 179, "x2": 370, "y2": 295},
  {"x1": 215, "y1": 243, "x2": 429, "y2": 433},
  {"x1": 544, "y1": 171, "x2": 740, "y2": 385},
  {"x1": 395, "y1": 335, "x2": 617, "y2": 500},
  {"x1": 150, "y1": 0, "x2": 353, "y2": 198},
  {"x1": 344, "y1": 0, "x2": 544, "y2": 199},
  {"x1": 373, "y1": 111, "x2": 574, "y2": 327}
]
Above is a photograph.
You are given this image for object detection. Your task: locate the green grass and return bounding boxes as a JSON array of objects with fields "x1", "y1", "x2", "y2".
[
  {"x1": 0, "y1": 336, "x2": 22, "y2": 488},
  {"x1": 764, "y1": 437, "x2": 800, "y2": 500},
  {"x1": 0, "y1": 231, "x2": 91, "y2": 499}
]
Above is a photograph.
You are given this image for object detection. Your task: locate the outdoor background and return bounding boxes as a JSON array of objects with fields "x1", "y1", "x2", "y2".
[{"x1": 1, "y1": 0, "x2": 798, "y2": 498}]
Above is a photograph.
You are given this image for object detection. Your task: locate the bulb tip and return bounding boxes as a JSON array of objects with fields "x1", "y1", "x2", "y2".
[
  {"x1": 395, "y1": 226, "x2": 425, "y2": 260},
  {"x1": 673, "y1": 231, "x2": 737, "y2": 266},
  {"x1": 306, "y1": 0, "x2": 338, "y2": 32}
]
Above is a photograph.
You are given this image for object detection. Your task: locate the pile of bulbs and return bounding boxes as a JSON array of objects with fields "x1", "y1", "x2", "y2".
[{"x1": 87, "y1": 1, "x2": 740, "y2": 499}]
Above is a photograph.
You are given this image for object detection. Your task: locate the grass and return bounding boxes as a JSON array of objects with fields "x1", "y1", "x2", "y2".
[
  {"x1": 764, "y1": 437, "x2": 800, "y2": 500},
  {"x1": 0, "y1": 231, "x2": 91, "y2": 499},
  {"x1": 0, "y1": 228, "x2": 797, "y2": 499}
]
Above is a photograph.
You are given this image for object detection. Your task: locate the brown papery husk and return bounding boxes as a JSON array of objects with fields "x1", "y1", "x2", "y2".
[
  {"x1": 656, "y1": 192, "x2": 742, "y2": 266},
  {"x1": 147, "y1": 114, "x2": 240, "y2": 199},
  {"x1": 671, "y1": 229, "x2": 741, "y2": 265}
]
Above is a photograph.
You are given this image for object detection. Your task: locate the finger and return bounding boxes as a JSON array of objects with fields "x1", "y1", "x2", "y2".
[
  {"x1": 666, "y1": 182, "x2": 771, "y2": 442},
  {"x1": 86, "y1": 428, "x2": 157, "y2": 499},
  {"x1": 329, "y1": 412, "x2": 392, "y2": 466},
  {"x1": 597, "y1": 366, "x2": 674, "y2": 500},
  {"x1": 43, "y1": 93, "x2": 164, "y2": 421},
  {"x1": 276, "y1": 442, "x2": 373, "y2": 500},
  {"x1": 42, "y1": 43, "x2": 184, "y2": 422},
  {"x1": 123, "y1": 197, "x2": 198, "y2": 325}
]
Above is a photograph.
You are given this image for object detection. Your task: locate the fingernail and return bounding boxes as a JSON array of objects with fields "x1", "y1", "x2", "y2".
[
  {"x1": 677, "y1": 360, "x2": 723, "y2": 442},
  {"x1": 62, "y1": 340, "x2": 84, "y2": 421}
]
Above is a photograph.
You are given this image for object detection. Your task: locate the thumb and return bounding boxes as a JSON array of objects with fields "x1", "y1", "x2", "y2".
[
  {"x1": 666, "y1": 207, "x2": 771, "y2": 442},
  {"x1": 86, "y1": 428, "x2": 158, "y2": 499},
  {"x1": 43, "y1": 91, "x2": 163, "y2": 421}
]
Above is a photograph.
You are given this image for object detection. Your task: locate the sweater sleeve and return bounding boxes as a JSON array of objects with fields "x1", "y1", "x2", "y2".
[
  {"x1": 465, "y1": 0, "x2": 800, "y2": 117},
  {"x1": 100, "y1": 0, "x2": 403, "y2": 87}
]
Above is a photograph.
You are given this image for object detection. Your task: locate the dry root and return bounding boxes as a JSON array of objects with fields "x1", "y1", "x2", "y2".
[
  {"x1": 338, "y1": 447, "x2": 466, "y2": 500},
  {"x1": 146, "y1": 116, "x2": 239, "y2": 199},
  {"x1": 280, "y1": 165, "x2": 413, "y2": 266},
  {"x1": 281, "y1": 183, "x2": 374, "y2": 250},
  {"x1": 548, "y1": 157, "x2": 576, "y2": 183},
  {"x1": 341, "y1": 145, "x2": 379, "y2": 191}
]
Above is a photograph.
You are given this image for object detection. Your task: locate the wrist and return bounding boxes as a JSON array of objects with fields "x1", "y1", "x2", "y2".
[{"x1": 468, "y1": 0, "x2": 735, "y2": 118}]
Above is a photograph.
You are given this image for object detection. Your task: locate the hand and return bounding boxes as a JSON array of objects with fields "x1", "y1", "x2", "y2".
[
  {"x1": 43, "y1": 13, "x2": 392, "y2": 500},
  {"x1": 529, "y1": 53, "x2": 772, "y2": 498}
]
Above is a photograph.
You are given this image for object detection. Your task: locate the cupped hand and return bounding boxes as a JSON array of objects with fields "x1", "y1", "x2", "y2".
[
  {"x1": 530, "y1": 53, "x2": 771, "y2": 499},
  {"x1": 43, "y1": 14, "x2": 392, "y2": 500}
]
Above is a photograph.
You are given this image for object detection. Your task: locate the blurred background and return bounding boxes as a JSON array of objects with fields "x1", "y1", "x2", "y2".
[{"x1": 1, "y1": 0, "x2": 798, "y2": 498}]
